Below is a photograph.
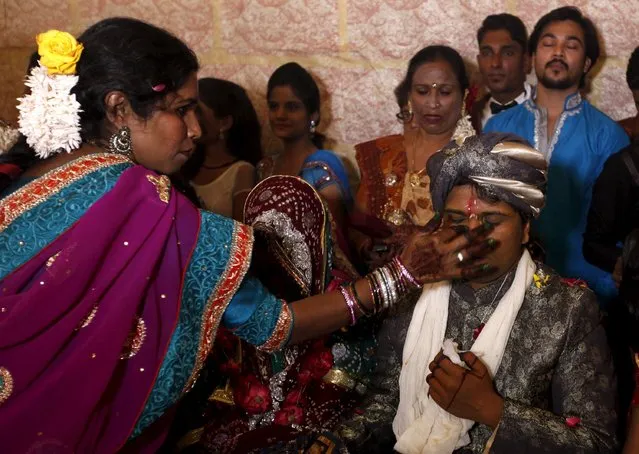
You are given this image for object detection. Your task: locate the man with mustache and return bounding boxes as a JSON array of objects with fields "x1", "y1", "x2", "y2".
[
  {"x1": 484, "y1": 6, "x2": 629, "y2": 304},
  {"x1": 471, "y1": 13, "x2": 532, "y2": 132}
]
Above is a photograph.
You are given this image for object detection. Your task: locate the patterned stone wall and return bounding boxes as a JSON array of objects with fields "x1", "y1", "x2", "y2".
[{"x1": 0, "y1": 0, "x2": 636, "y2": 158}]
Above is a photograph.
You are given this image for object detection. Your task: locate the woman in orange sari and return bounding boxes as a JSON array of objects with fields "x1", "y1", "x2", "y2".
[{"x1": 352, "y1": 45, "x2": 475, "y2": 270}]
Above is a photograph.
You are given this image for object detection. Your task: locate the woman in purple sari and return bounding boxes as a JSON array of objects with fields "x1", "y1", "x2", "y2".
[{"x1": 0, "y1": 19, "x2": 496, "y2": 454}]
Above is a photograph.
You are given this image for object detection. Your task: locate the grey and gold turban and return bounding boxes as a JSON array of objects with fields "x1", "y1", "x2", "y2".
[{"x1": 427, "y1": 133, "x2": 547, "y2": 218}]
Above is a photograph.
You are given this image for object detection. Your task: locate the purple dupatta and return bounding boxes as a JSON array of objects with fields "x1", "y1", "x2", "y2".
[{"x1": 0, "y1": 156, "x2": 243, "y2": 453}]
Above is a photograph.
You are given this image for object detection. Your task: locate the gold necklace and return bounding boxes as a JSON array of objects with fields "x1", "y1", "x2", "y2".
[
  {"x1": 409, "y1": 168, "x2": 427, "y2": 188},
  {"x1": 408, "y1": 138, "x2": 427, "y2": 188}
]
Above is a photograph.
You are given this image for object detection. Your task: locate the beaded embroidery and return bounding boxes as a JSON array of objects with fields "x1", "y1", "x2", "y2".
[
  {"x1": 146, "y1": 174, "x2": 171, "y2": 203},
  {"x1": 0, "y1": 367, "x2": 14, "y2": 405},
  {"x1": 120, "y1": 317, "x2": 147, "y2": 359}
]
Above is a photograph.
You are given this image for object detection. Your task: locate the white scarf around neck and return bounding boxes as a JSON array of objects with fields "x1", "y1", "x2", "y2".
[{"x1": 393, "y1": 250, "x2": 536, "y2": 454}]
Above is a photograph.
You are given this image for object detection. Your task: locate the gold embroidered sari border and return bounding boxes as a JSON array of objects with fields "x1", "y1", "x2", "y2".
[
  {"x1": 0, "y1": 154, "x2": 131, "y2": 234},
  {"x1": 257, "y1": 299, "x2": 293, "y2": 353},
  {"x1": 184, "y1": 222, "x2": 254, "y2": 391}
]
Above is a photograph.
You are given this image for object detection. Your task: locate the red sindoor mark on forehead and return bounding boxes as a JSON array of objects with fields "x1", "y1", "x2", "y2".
[{"x1": 465, "y1": 194, "x2": 479, "y2": 217}]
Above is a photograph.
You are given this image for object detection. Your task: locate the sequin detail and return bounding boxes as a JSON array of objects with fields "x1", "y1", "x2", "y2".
[
  {"x1": 385, "y1": 173, "x2": 398, "y2": 187},
  {"x1": 386, "y1": 207, "x2": 408, "y2": 226},
  {"x1": 45, "y1": 251, "x2": 61, "y2": 268},
  {"x1": 146, "y1": 174, "x2": 171, "y2": 203},
  {"x1": 120, "y1": 317, "x2": 147, "y2": 359},
  {"x1": 0, "y1": 367, "x2": 14, "y2": 405},
  {"x1": 257, "y1": 300, "x2": 293, "y2": 353},
  {"x1": 79, "y1": 305, "x2": 99, "y2": 329}
]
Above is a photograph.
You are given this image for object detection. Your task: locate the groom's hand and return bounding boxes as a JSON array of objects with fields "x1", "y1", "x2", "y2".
[{"x1": 426, "y1": 351, "x2": 504, "y2": 429}]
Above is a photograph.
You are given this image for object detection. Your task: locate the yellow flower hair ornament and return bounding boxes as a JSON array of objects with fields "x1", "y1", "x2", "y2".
[
  {"x1": 37, "y1": 30, "x2": 83, "y2": 76},
  {"x1": 17, "y1": 30, "x2": 83, "y2": 159}
]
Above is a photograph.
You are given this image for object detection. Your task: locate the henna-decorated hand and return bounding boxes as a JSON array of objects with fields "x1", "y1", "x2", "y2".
[
  {"x1": 426, "y1": 351, "x2": 504, "y2": 429},
  {"x1": 364, "y1": 224, "x2": 424, "y2": 268},
  {"x1": 398, "y1": 223, "x2": 499, "y2": 284}
]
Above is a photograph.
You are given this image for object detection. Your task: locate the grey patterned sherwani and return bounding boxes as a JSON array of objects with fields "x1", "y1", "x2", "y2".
[{"x1": 337, "y1": 263, "x2": 618, "y2": 453}]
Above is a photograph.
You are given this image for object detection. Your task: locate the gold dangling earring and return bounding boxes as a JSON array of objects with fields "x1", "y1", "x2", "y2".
[
  {"x1": 461, "y1": 90, "x2": 469, "y2": 117},
  {"x1": 107, "y1": 126, "x2": 134, "y2": 159},
  {"x1": 452, "y1": 89, "x2": 476, "y2": 145},
  {"x1": 219, "y1": 129, "x2": 225, "y2": 141},
  {"x1": 396, "y1": 100, "x2": 414, "y2": 123}
]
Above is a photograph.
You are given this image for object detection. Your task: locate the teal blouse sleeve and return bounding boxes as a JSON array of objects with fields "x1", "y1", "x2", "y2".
[{"x1": 222, "y1": 275, "x2": 291, "y2": 347}]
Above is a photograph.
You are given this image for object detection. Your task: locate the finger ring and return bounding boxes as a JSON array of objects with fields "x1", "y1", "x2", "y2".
[{"x1": 457, "y1": 252, "x2": 464, "y2": 263}]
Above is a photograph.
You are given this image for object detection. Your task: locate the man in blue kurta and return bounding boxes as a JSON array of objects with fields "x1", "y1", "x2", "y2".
[{"x1": 485, "y1": 6, "x2": 629, "y2": 302}]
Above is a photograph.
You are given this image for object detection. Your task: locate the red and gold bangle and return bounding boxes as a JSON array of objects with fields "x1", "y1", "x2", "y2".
[
  {"x1": 350, "y1": 281, "x2": 373, "y2": 316},
  {"x1": 338, "y1": 284, "x2": 358, "y2": 326},
  {"x1": 392, "y1": 256, "x2": 422, "y2": 289},
  {"x1": 365, "y1": 273, "x2": 382, "y2": 314}
]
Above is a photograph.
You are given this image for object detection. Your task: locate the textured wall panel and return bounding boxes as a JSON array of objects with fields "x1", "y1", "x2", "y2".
[{"x1": 0, "y1": 0, "x2": 636, "y2": 151}]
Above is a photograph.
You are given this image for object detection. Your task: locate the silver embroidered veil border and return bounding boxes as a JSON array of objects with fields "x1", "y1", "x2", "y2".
[{"x1": 252, "y1": 209, "x2": 312, "y2": 288}]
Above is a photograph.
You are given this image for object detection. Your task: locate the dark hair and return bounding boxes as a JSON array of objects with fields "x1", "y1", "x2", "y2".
[
  {"x1": 528, "y1": 6, "x2": 599, "y2": 88},
  {"x1": 627, "y1": 47, "x2": 639, "y2": 91},
  {"x1": 0, "y1": 17, "x2": 199, "y2": 194},
  {"x1": 394, "y1": 45, "x2": 469, "y2": 114},
  {"x1": 477, "y1": 13, "x2": 528, "y2": 51},
  {"x1": 266, "y1": 62, "x2": 325, "y2": 148},
  {"x1": 180, "y1": 78, "x2": 263, "y2": 180}
]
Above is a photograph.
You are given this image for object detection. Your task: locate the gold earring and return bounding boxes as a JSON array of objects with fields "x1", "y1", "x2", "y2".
[
  {"x1": 107, "y1": 126, "x2": 133, "y2": 158},
  {"x1": 461, "y1": 90, "x2": 469, "y2": 117},
  {"x1": 396, "y1": 100, "x2": 414, "y2": 123}
]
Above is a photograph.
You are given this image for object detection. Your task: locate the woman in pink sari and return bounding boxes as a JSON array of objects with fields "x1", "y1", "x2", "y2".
[{"x1": 0, "y1": 18, "x2": 496, "y2": 454}]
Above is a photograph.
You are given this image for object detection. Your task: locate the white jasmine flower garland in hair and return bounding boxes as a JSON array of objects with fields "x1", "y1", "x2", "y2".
[
  {"x1": 17, "y1": 65, "x2": 82, "y2": 158},
  {"x1": 16, "y1": 30, "x2": 84, "y2": 159}
]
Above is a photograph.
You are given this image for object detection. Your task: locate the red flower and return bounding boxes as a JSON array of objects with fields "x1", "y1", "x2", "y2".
[
  {"x1": 215, "y1": 327, "x2": 238, "y2": 353},
  {"x1": 297, "y1": 369, "x2": 313, "y2": 386},
  {"x1": 301, "y1": 348, "x2": 334, "y2": 379},
  {"x1": 310, "y1": 338, "x2": 328, "y2": 350},
  {"x1": 465, "y1": 84, "x2": 480, "y2": 115},
  {"x1": 565, "y1": 416, "x2": 581, "y2": 428},
  {"x1": 284, "y1": 389, "x2": 307, "y2": 407},
  {"x1": 219, "y1": 359, "x2": 241, "y2": 376},
  {"x1": 561, "y1": 278, "x2": 588, "y2": 288},
  {"x1": 233, "y1": 374, "x2": 271, "y2": 415},
  {"x1": 274, "y1": 406, "x2": 304, "y2": 426}
]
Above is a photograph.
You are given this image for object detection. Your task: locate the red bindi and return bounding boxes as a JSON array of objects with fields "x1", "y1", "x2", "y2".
[{"x1": 465, "y1": 194, "x2": 478, "y2": 216}]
